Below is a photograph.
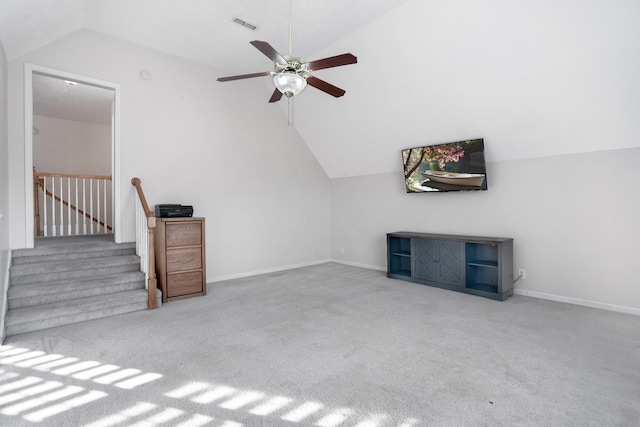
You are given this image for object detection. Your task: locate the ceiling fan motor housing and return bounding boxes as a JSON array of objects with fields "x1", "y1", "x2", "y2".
[{"x1": 275, "y1": 56, "x2": 307, "y2": 75}]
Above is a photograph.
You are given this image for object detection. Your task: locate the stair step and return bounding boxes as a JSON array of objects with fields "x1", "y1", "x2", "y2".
[
  {"x1": 6, "y1": 290, "x2": 147, "y2": 324},
  {"x1": 5, "y1": 237, "x2": 161, "y2": 338},
  {"x1": 4, "y1": 290, "x2": 161, "y2": 337},
  {"x1": 8, "y1": 272, "x2": 146, "y2": 309},
  {"x1": 13, "y1": 237, "x2": 134, "y2": 255},
  {"x1": 11, "y1": 246, "x2": 136, "y2": 265},
  {"x1": 10, "y1": 255, "x2": 141, "y2": 285}
]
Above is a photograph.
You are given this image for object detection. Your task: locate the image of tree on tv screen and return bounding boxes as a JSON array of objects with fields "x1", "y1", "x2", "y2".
[{"x1": 403, "y1": 139, "x2": 485, "y2": 190}]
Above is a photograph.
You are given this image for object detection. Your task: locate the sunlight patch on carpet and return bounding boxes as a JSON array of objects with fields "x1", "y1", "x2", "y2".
[{"x1": 1, "y1": 344, "x2": 422, "y2": 427}]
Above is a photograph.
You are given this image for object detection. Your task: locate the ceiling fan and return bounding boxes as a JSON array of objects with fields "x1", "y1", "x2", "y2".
[{"x1": 217, "y1": 0, "x2": 357, "y2": 107}]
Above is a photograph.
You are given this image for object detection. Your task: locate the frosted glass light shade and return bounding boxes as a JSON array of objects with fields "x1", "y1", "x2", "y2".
[{"x1": 273, "y1": 73, "x2": 307, "y2": 97}]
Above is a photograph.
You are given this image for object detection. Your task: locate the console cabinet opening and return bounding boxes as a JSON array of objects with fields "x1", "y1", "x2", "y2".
[
  {"x1": 388, "y1": 236, "x2": 412, "y2": 277},
  {"x1": 466, "y1": 242, "x2": 499, "y2": 293},
  {"x1": 387, "y1": 232, "x2": 513, "y2": 301}
]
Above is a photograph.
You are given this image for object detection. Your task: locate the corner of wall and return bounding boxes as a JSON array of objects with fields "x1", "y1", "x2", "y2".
[
  {"x1": 1, "y1": 38, "x2": 10, "y2": 344},
  {"x1": 0, "y1": 250, "x2": 9, "y2": 344}
]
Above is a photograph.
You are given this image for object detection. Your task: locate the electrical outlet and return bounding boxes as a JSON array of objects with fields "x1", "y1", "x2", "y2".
[
  {"x1": 518, "y1": 268, "x2": 526, "y2": 280},
  {"x1": 339, "y1": 246, "x2": 345, "y2": 254}
]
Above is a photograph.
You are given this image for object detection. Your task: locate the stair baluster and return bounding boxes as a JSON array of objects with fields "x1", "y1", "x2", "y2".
[{"x1": 34, "y1": 170, "x2": 113, "y2": 237}]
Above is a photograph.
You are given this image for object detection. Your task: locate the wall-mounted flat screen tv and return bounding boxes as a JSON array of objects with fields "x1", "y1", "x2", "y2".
[{"x1": 402, "y1": 138, "x2": 488, "y2": 193}]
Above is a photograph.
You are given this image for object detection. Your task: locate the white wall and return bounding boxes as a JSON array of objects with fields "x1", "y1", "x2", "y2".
[
  {"x1": 33, "y1": 115, "x2": 111, "y2": 175},
  {"x1": 8, "y1": 29, "x2": 331, "y2": 280},
  {"x1": 0, "y1": 38, "x2": 10, "y2": 342},
  {"x1": 324, "y1": 0, "x2": 640, "y2": 313},
  {"x1": 331, "y1": 147, "x2": 640, "y2": 312}
]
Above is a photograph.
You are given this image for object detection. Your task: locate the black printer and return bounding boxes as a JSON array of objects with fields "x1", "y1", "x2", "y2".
[{"x1": 155, "y1": 204, "x2": 194, "y2": 218}]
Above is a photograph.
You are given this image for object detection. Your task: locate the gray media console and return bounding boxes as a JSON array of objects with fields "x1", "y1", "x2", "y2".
[{"x1": 387, "y1": 231, "x2": 514, "y2": 301}]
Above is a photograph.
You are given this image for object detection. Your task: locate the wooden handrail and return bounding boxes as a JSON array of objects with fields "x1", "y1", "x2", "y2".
[
  {"x1": 37, "y1": 172, "x2": 112, "y2": 180},
  {"x1": 131, "y1": 177, "x2": 153, "y2": 218},
  {"x1": 131, "y1": 177, "x2": 158, "y2": 310}
]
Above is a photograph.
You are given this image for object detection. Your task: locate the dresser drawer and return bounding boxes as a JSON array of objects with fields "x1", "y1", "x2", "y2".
[
  {"x1": 166, "y1": 222, "x2": 202, "y2": 247},
  {"x1": 167, "y1": 271, "x2": 204, "y2": 297},
  {"x1": 166, "y1": 247, "x2": 202, "y2": 271}
]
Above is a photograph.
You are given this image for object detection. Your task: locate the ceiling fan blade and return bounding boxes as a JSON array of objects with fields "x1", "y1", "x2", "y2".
[
  {"x1": 306, "y1": 53, "x2": 357, "y2": 71},
  {"x1": 217, "y1": 71, "x2": 272, "y2": 82},
  {"x1": 306, "y1": 76, "x2": 346, "y2": 98},
  {"x1": 268, "y1": 88, "x2": 283, "y2": 103},
  {"x1": 250, "y1": 40, "x2": 287, "y2": 65}
]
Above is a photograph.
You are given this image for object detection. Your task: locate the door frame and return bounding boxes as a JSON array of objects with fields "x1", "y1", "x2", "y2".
[{"x1": 24, "y1": 63, "x2": 122, "y2": 247}]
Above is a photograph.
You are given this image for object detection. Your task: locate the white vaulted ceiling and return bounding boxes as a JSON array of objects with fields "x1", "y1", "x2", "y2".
[
  {"x1": 1, "y1": 0, "x2": 639, "y2": 178},
  {"x1": 0, "y1": 0, "x2": 85, "y2": 60},
  {"x1": 0, "y1": 0, "x2": 411, "y2": 72}
]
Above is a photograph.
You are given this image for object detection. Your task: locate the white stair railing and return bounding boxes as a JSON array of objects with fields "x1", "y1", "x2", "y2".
[
  {"x1": 131, "y1": 177, "x2": 158, "y2": 310},
  {"x1": 35, "y1": 171, "x2": 113, "y2": 237},
  {"x1": 134, "y1": 190, "x2": 150, "y2": 278}
]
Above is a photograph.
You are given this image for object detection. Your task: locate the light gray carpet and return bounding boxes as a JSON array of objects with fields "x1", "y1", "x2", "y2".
[{"x1": 1, "y1": 263, "x2": 639, "y2": 426}]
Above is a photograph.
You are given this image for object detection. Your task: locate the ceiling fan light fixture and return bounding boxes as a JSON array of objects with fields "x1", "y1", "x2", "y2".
[{"x1": 273, "y1": 73, "x2": 306, "y2": 97}]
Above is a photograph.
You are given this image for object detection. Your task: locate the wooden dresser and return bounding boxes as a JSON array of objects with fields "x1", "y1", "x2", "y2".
[{"x1": 154, "y1": 217, "x2": 206, "y2": 303}]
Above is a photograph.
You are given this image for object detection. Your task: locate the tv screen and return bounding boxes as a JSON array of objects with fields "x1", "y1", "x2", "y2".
[{"x1": 402, "y1": 138, "x2": 488, "y2": 193}]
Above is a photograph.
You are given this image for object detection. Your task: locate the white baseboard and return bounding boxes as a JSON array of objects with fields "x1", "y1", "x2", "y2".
[
  {"x1": 208, "y1": 259, "x2": 332, "y2": 283},
  {"x1": 206, "y1": 259, "x2": 640, "y2": 317},
  {"x1": 335, "y1": 260, "x2": 640, "y2": 316},
  {"x1": 331, "y1": 259, "x2": 386, "y2": 272},
  {"x1": 514, "y1": 288, "x2": 640, "y2": 317}
]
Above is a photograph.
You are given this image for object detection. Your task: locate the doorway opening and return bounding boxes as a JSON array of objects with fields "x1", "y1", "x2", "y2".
[{"x1": 24, "y1": 64, "x2": 121, "y2": 247}]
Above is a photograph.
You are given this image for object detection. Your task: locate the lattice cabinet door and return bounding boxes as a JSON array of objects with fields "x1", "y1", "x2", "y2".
[
  {"x1": 436, "y1": 241, "x2": 465, "y2": 287},
  {"x1": 412, "y1": 239, "x2": 464, "y2": 287},
  {"x1": 412, "y1": 239, "x2": 438, "y2": 281}
]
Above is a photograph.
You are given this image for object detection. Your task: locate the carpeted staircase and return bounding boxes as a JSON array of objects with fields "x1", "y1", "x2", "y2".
[{"x1": 5, "y1": 236, "x2": 161, "y2": 337}]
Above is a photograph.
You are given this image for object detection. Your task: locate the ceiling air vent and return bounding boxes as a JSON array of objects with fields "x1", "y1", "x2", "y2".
[{"x1": 232, "y1": 18, "x2": 257, "y2": 31}]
